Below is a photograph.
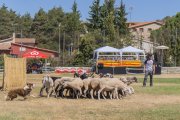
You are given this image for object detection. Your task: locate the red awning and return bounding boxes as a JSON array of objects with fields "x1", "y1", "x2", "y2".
[{"x1": 23, "y1": 49, "x2": 48, "y2": 58}]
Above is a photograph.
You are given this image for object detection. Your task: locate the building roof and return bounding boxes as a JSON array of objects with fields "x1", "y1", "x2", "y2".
[
  {"x1": 15, "y1": 38, "x2": 36, "y2": 43},
  {"x1": 0, "y1": 43, "x2": 11, "y2": 50},
  {"x1": 11, "y1": 43, "x2": 58, "y2": 53},
  {"x1": 128, "y1": 21, "x2": 163, "y2": 29},
  {"x1": 0, "y1": 37, "x2": 13, "y2": 43}
]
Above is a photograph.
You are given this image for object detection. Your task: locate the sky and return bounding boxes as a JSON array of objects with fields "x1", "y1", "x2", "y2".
[{"x1": 0, "y1": 0, "x2": 180, "y2": 22}]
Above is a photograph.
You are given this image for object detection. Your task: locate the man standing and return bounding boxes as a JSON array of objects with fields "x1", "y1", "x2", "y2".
[{"x1": 143, "y1": 53, "x2": 155, "y2": 87}]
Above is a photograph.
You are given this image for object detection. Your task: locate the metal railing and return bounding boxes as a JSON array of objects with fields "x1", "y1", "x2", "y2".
[{"x1": 0, "y1": 66, "x2": 3, "y2": 73}]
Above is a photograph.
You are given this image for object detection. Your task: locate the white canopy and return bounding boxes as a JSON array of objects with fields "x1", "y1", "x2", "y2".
[
  {"x1": 93, "y1": 45, "x2": 145, "y2": 61},
  {"x1": 93, "y1": 46, "x2": 120, "y2": 60},
  {"x1": 94, "y1": 46, "x2": 120, "y2": 53},
  {"x1": 120, "y1": 46, "x2": 144, "y2": 53}
]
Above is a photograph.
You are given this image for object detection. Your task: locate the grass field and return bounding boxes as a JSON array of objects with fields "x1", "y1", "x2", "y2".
[{"x1": 0, "y1": 73, "x2": 180, "y2": 120}]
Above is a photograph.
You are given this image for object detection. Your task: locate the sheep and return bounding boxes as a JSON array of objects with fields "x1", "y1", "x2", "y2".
[
  {"x1": 97, "y1": 78, "x2": 127, "y2": 100},
  {"x1": 119, "y1": 76, "x2": 137, "y2": 95},
  {"x1": 126, "y1": 86, "x2": 135, "y2": 94},
  {"x1": 126, "y1": 76, "x2": 138, "y2": 85},
  {"x1": 81, "y1": 73, "x2": 105, "y2": 99},
  {"x1": 89, "y1": 78, "x2": 102, "y2": 99},
  {"x1": 82, "y1": 78, "x2": 92, "y2": 98},
  {"x1": 86, "y1": 77, "x2": 122, "y2": 99},
  {"x1": 53, "y1": 77, "x2": 76, "y2": 98},
  {"x1": 120, "y1": 76, "x2": 138, "y2": 85},
  {"x1": 51, "y1": 76, "x2": 136, "y2": 99},
  {"x1": 62, "y1": 78, "x2": 84, "y2": 99},
  {"x1": 39, "y1": 75, "x2": 54, "y2": 98}
]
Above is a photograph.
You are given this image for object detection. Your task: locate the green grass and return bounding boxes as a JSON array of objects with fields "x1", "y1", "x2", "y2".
[
  {"x1": 134, "y1": 78, "x2": 180, "y2": 95},
  {"x1": 0, "y1": 74, "x2": 180, "y2": 120},
  {"x1": 134, "y1": 85, "x2": 180, "y2": 95},
  {"x1": 138, "y1": 78, "x2": 180, "y2": 84}
]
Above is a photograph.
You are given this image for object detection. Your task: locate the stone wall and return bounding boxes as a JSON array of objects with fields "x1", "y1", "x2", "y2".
[{"x1": 162, "y1": 67, "x2": 180, "y2": 74}]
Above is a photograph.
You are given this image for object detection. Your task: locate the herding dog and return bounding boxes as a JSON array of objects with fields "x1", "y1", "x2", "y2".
[{"x1": 5, "y1": 83, "x2": 35, "y2": 101}]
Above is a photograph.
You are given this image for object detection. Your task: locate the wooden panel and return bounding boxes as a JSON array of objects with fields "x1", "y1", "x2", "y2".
[{"x1": 3, "y1": 55, "x2": 26, "y2": 90}]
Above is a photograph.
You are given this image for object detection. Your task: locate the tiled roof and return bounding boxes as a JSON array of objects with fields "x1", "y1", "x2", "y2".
[
  {"x1": 11, "y1": 43, "x2": 58, "y2": 53},
  {"x1": 15, "y1": 38, "x2": 36, "y2": 43},
  {"x1": 0, "y1": 43, "x2": 11, "y2": 50},
  {"x1": 0, "y1": 37, "x2": 13, "y2": 43},
  {"x1": 128, "y1": 21, "x2": 163, "y2": 28}
]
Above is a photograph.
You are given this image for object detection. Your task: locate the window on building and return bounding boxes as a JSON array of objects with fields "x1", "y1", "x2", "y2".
[
  {"x1": 139, "y1": 28, "x2": 144, "y2": 32},
  {"x1": 133, "y1": 28, "x2": 137, "y2": 32},
  {"x1": 148, "y1": 28, "x2": 152, "y2": 32}
]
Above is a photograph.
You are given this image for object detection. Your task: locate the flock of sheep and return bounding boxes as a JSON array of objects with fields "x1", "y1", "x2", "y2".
[{"x1": 39, "y1": 74, "x2": 138, "y2": 100}]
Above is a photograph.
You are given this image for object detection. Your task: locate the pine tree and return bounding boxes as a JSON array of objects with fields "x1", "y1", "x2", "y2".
[
  {"x1": 99, "y1": 4, "x2": 108, "y2": 30},
  {"x1": 0, "y1": 4, "x2": 18, "y2": 39},
  {"x1": 102, "y1": 0, "x2": 116, "y2": 42},
  {"x1": 115, "y1": 0, "x2": 128, "y2": 35},
  {"x1": 88, "y1": 0, "x2": 101, "y2": 29},
  {"x1": 20, "y1": 13, "x2": 33, "y2": 37},
  {"x1": 31, "y1": 8, "x2": 48, "y2": 48},
  {"x1": 105, "y1": 0, "x2": 115, "y2": 14},
  {"x1": 46, "y1": 7, "x2": 65, "y2": 50},
  {"x1": 64, "y1": 1, "x2": 82, "y2": 51},
  {"x1": 69, "y1": 0, "x2": 81, "y2": 32}
]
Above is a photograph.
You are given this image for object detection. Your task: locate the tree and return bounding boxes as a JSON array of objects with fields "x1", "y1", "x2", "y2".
[
  {"x1": 88, "y1": 0, "x2": 101, "y2": 29},
  {"x1": 46, "y1": 7, "x2": 65, "y2": 51},
  {"x1": 20, "y1": 13, "x2": 33, "y2": 37},
  {"x1": 103, "y1": 0, "x2": 116, "y2": 42},
  {"x1": 115, "y1": 0, "x2": 128, "y2": 35},
  {"x1": 0, "y1": 4, "x2": 18, "y2": 39},
  {"x1": 151, "y1": 13, "x2": 180, "y2": 66},
  {"x1": 99, "y1": 3, "x2": 108, "y2": 30},
  {"x1": 114, "y1": 0, "x2": 130, "y2": 47},
  {"x1": 64, "y1": 1, "x2": 81, "y2": 32},
  {"x1": 31, "y1": 8, "x2": 49, "y2": 48},
  {"x1": 105, "y1": 12, "x2": 116, "y2": 42},
  {"x1": 105, "y1": 0, "x2": 115, "y2": 14},
  {"x1": 72, "y1": 36, "x2": 94, "y2": 66},
  {"x1": 63, "y1": 1, "x2": 82, "y2": 52}
]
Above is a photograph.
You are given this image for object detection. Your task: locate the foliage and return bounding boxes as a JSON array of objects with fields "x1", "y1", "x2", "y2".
[
  {"x1": 0, "y1": 55, "x2": 4, "y2": 67},
  {"x1": 0, "y1": 1, "x2": 131, "y2": 66},
  {"x1": 88, "y1": 0, "x2": 130, "y2": 48},
  {"x1": 20, "y1": 13, "x2": 33, "y2": 37},
  {"x1": 72, "y1": 36, "x2": 93, "y2": 66},
  {"x1": 115, "y1": 0, "x2": 129, "y2": 36},
  {"x1": 88, "y1": 0, "x2": 101, "y2": 29},
  {"x1": 151, "y1": 12, "x2": 180, "y2": 66},
  {"x1": 0, "y1": 4, "x2": 18, "y2": 39}
]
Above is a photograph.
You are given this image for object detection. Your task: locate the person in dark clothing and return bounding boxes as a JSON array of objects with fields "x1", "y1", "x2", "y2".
[{"x1": 74, "y1": 70, "x2": 88, "y2": 80}]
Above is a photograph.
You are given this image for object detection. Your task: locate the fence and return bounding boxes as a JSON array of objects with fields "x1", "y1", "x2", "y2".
[
  {"x1": 2, "y1": 55, "x2": 26, "y2": 90},
  {"x1": 55, "y1": 67, "x2": 91, "y2": 74},
  {"x1": 162, "y1": 67, "x2": 180, "y2": 74},
  {"x1": 0, "y1": 66, "x2": 3, "y2": 73}
]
